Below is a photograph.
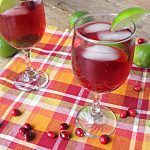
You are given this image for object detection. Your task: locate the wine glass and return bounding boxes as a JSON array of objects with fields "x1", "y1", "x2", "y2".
[
  {"x1": 71, "y1": 13, "x2": 136, "y2": 138},
  {"x1": 0, "y1": 0, "x2": 48, "y2": 91}
]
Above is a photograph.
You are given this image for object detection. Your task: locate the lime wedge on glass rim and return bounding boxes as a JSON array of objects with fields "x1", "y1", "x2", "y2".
[{"x1": 111, "y1": 7, "x2": 150, "y2": 31}]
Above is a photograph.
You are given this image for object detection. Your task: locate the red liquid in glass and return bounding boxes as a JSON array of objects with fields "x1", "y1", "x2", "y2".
[
  {"x1": 72, "y1": 22, "x2": 135, "y2": 93},
  {"x1": 0, "y1": 1, "x2": 45, "y2": 49}
]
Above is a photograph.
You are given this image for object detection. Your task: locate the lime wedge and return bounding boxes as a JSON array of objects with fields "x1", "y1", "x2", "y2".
[
  {"x1": 104, "y1": 43, "x2": 126, "y2": 49},
  {"x1": 111, "y1": 7, "x2": 150, "y2": 31},
  {"x1": 0, "y1": 0, "x2": 20, "y2": 13},
  {"x1": 70, "y1": 11, "x2": 89, "y2": 29}
]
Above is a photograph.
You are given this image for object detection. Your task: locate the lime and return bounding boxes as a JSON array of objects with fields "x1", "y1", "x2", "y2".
[
  {"x1": 111, "y1": 7, "x2": 150, "y2": 31},
  {"x1": 0, "y1": 0, "x2": 19, "y2": 13},
  {"x1": 0, "y1": 36, "x2": 18, "y2": 58},
  {"x1": 70, "y1": 11, "x2": 94, "y2": 29},
  {"x1": 133, "y1": 43, "x2": 150, "y2": 68},
  {"x1": 70, "y1": 11, "x2": 88, "y2": 29},
  {"x1": 105, "y1": 43, "x2": 126, "y2": 49}
]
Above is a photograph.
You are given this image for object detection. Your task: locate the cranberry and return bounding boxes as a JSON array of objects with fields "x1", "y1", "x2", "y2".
[
  {"x1": 11, "y1": 109, "x2": 21, "y2": 116},
  {"x1": 75, "y1": 128, "x2": 85, "y2": 137},
  {"x1": 60, "y1": 123, "x2": 69, "y2": 130},
  {"x1": 128, "y1": 108, "x2": 137, "y2": 117},
  {"x1": 47, "y1": 131, "x2": 57, "y2": 139},
  {"x1": 24, "y1": 130, "x2": 35, "y2": 141},
  {"x1": 120, "y1": 110, "x2": 129, "y2": 118},
  {"x1": 133, "y1": 85, "x2": 142, "y2": 92},
  {"x1": 26, "y1": 1, "x2": 36, "y2": 10},
  {"x1": 60, "y1": 131, "x2": 70, "y2": 140},
  {"x1": 137, "y1": 38, "x2": 146, "y2": 44},
  {"x1": 99, "y1": 134, "x2": 110, "y2": 144},
  {"x1": 21, "y1": 2, "x2": 26, "y2": 6},
  {"x1": 23, "y1": 123, "x2": 32, "y2": 130},
  {"x1": 19, "y1": 127, "x2": 27, "y2": 135}
]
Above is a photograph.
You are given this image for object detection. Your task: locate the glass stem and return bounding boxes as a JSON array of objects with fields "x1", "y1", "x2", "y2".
[
  {"x1": 91, "y1": 92, "x2": 102, "y2": 116},
  {"x1": 22, "y1": 49, "x2": 36, "y2": 80},
  {"x1": 22, "y1": 49, "x2": 33, "y2": 72}
]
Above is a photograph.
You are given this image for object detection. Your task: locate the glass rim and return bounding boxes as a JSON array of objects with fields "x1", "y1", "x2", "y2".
[{"x1": 74, "y1": 13, "x2": 136, "y2": 44}]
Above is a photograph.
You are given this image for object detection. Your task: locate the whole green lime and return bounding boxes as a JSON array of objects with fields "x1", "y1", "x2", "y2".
[
  {"x1": 133, "y1": 43, "x2": 150, "y2": 68},
  {"x1": 70, "y1": 11, "x2": 94, "y2": 29},
  {"x1": 0, "y1": 0, "x2": 19, "y2": 13},
  {"x1": 0, "y1": 36, "x2": 18, "y2": 58}
]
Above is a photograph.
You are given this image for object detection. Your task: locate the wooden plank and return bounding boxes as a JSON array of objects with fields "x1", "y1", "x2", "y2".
[
  {"x1": 44, "y1": 0, "x2": 150, "y2": 38},
  {"x1": 126, "y1": 0, "x2": 150, "y2": 8}
]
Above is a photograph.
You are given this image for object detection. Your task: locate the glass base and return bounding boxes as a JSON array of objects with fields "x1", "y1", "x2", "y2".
[
  {"x1": 14, "y1": 70, "x2": 49, "y2": 92},
  {"x1": 76, "y1": 105, "x2": 116, "y2": 138}
]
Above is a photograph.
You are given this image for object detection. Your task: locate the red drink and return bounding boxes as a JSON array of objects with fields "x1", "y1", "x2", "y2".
[
  {"x1": 72, "y1": 21, "x2": 135, "y2": 93},
  {"x1": 0, "y1": 0, "x2": 45, "y2": 49}
]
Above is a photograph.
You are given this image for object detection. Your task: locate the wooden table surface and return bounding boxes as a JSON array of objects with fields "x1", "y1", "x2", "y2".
[{"x1": 0, "y1": 0, "x2": 150, "y2": 70}]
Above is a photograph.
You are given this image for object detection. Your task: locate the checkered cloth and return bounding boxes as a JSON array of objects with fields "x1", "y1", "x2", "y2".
[{"x1": 0, "y1": 26, "x2": 150, "y2": 150}]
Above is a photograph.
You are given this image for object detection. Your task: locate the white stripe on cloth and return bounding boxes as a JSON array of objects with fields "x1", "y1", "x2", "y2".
[
  {"x1": 38, "y1": 29, "x2": 70, "y2": 71},
  {"x1": 0, "y1": 28, "x2": 69, "y2": 149},
  {"x1": 129, "y1": 69, "x2": 148, "y2": 150},
  {"x1": 1, "y1": 76, "x2": 150, "y2": 115},
  {"x1": 0, "y1": 134, "x2": 47, "y2": 150},
  {"x1": 45, "y1": 27, "x2": 71, "y2": 36},
  {"x1": 33, "y1": 47, "x2": 71, "y2": 56},
  {"x1": 0, "y1": 145, "x2": 11, "y2": 150},
  {"x1": 46, "y1": 30, "x2": 82, "y2": 149}
]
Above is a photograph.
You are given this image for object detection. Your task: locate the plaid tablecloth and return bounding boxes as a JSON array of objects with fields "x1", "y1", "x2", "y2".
[{"x1": 0, "y1": 26, "x2": 150, "y2": 150}]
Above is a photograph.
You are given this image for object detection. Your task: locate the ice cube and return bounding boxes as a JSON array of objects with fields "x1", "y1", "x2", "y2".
[
  {"x1": 98, "y1": 30, "x2": 131, "y2": 41},
  {"x1": 84, "y1": 23, "x2": 111, "y2": 33},
  {"x1": 82, "y1": 45, "x2": 119, "y2": 61}
]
